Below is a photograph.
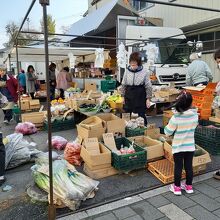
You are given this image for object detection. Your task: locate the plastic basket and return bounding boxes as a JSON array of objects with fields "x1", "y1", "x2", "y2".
[
  {"x1": 186, "y1": 83, "x2": 217, "y2": 96},
  {"x1": 195, "y1": 120, "x2": 220, "y2": 155},
  {"x1": 44, "y1": 119, "x2": 75, "y2": 132},
  {"x1": 125, "y1": 127, "x2": 147, "y2": 137},
  {"x1": 192, "y1": 94, "x2": 213, "y2": 102},
  {"x1": 101, "y1": 80, "x2": 116, "y2": 93},
  {"x1": 110, "y1": 137, "x2": 146, "y2": 172}
]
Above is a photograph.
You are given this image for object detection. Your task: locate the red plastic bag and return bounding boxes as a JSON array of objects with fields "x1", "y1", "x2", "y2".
[
  {"x1": 51, "y1": 136, "x2": 68, "y2": 150},
  {"x1": 15, "y1": 122, "x2": 37, "y2": 135},
  {"x1": 64, "y1": 142, "x2": 81, "y2": 166}
]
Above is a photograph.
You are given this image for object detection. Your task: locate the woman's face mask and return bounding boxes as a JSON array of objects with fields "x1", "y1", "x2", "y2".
[{"x1": 129, "y1": 61, "x2": 138, "y2": 70}]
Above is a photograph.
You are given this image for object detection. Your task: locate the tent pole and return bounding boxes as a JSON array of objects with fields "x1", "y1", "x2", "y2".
[
  {"x1": 15, "y1": 41, "x2": 21, "y2": 120},
  {"x1": 39, "y1": 0, "x2": 56, "y2": 219}
]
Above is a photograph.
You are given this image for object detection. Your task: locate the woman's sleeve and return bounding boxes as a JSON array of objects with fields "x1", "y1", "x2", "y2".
[
  {"x1": 144, "y1": 74, "x2": 152, "y2": 99},
  {"x1": 121, "y1": 71, "x2": 127, "y2": 96}
]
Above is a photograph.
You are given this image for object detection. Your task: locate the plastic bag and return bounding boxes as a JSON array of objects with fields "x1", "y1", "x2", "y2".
[
  {"x1": 51, "y1": 136, "x2": 68, "y2": 150},
  {"x1": 15, "y1": 122, "x2": 37, "y2": 135},
  {"x1": 64, "y1": 142, "x2": 81, "y2": 166}
]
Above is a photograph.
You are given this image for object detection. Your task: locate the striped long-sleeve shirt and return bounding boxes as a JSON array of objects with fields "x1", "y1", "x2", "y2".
[{"x1": 164, "y1": 109, "x2": 199, "y2": 154}]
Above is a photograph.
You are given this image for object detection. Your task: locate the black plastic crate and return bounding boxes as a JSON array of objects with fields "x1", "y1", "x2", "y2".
[
  {"x1": 125, "y1": 127, "x2": 147, "y2": 137},
  {"x1": 44, "y1": 119, "x2": 75, "y2": 132}
]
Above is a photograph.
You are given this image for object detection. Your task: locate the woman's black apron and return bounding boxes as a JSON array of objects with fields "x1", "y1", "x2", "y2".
[{"x1": 124, "y1": 84, "x2": 146, "y2": 113}]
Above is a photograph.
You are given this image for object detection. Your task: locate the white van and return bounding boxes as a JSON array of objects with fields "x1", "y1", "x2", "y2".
[{"x1": 125, "y1": 25, "x2": 190, "y2": 86}]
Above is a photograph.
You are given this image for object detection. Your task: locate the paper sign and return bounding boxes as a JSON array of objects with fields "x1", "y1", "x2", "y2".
[{"x1": 103, "y1": 133, "x2": 117, "y2": 150}]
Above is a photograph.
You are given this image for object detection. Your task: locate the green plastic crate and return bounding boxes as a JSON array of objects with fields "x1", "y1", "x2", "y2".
[
  {"x1": 195, "y1": 120, "x2": 220, "y2": 155},
  {"x1": 44, "y1": 119, "x2": 75, "y2": 132},
  {"x1": 110, "y1": 137, "x2": 146, "y2": 172},
  {"x1": 125, "y1": 127, "x2": 147, "y2": 137},
  {"x1": 101, "y1": 80, "x2": 116, "y2": 93}
]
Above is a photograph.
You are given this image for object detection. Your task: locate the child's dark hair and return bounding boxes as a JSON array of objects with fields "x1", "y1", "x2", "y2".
[
  {"x1": 129, "y1": 52, "x2": 142, "y2": 66},
  {"x1": 175, "y1": 91, "x2": 192, "y2": 113},
  {"x1": 214, "y1": 48, "x2": 220, "y2": 60}
]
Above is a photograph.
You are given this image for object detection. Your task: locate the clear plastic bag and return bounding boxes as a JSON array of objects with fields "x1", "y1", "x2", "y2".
[
  {"x1": 51, "y1": 136, "x2": 68, "y2": 150},
  {"x1": 15, "y1": 122, "x2": 37, "y2": 135},
  {"x1": 64, "y1": 142, "x2": 81, "y2": 166}
]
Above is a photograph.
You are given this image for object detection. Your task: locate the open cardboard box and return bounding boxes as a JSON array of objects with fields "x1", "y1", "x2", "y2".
[
  {"x1": 80, "y1": 116, "x2": 104, "y2": 130},
  {"x1": 164, "y1": 141, "x2": 211, "y2": 171},
  {"x1": 29, "y1": 99, "x2": 40, "y2": 110},
  {"x1": 128, "y1": 136, "x2": 164, "y2": 161},
  {"x1": 145, "y1": 128, "x2": 173, "y2": 142},
  {"x1": 85, "y1": 82, "x2": 97, "y2": 91},
  {"x1": 97, "y1": 113, "x2": 126, "y2": 136},
  {"x1": 21, "y1": 112, "x2": 44, "y2": 124},
  {"x1": 80, "y1": 137, "x2": 111, "y2": 170}
]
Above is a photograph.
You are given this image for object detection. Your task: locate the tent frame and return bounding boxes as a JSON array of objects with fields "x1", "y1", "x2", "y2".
[{"x1": 13, "y1": 1, "x2": 220, "y2": 219}]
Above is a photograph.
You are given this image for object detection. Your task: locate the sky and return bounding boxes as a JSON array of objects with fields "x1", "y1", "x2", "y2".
[{"x1": 0, "y1": 0, "x2": 88, "y2": 49}]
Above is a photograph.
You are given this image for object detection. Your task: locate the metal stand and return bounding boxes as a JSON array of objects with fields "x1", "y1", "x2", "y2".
[{"x1": 39, "y1": 0, "x2": 56, "y2": 219}]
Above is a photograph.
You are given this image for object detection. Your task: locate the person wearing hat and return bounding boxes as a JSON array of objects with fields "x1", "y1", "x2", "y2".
[
  {"x1": 0, "y1": 69, "x2": 18, "y2": 124},
  {"x1": 186, "y1": 53, "x2": 213, "y2": 86}
]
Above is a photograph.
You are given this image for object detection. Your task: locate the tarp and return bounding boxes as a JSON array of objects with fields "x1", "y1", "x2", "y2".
[
  {"x1": 60, "y1": 0, "x2": 138, "y2": 42},
  {"x1": 7, "y1": 46, "x2": 110, "y2": 63}
]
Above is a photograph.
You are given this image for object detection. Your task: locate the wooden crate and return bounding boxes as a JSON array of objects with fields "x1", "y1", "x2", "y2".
[
  {"x1": 29, "y1": 99, "x2": 41, "y2": 110},
  {"x1": 148, "y1": 159, "x2": 185, "y2": 184}
]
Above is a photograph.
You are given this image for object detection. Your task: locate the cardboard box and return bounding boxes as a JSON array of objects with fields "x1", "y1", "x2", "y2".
[
  {"x1": 29, "y1": 99, "x2": 40, "y2": 110},
  {"x1": 163, "y1": 110, "x2": 174, "y2": 126},
  {"x1": 83, "y1": 164, "x2": 118, "y2": 179},
  {"x1": 80, "y1": 116, "x2": 104, "y2": 130},
  {"x1": 145, "y1": 128, "x2": 173, "y2": 142},
  {"x1": 21, "y1": 96, "x2": 32, "y2": 101},
  {"x1": 209, "y1": 117, "x2": 220, "y2": 123},
  {"x1": 21, "y1": 112, "x2": 44, "y2": 124},
  {"x1": 77, "y1": 123, "x2": 105, "y2": 141},
  {"x1": 40, "y1": 84, "x2": 46, "y2": 90},
  {"x1": 128, "y1": 136, "x2": 164, "y2": 161},
  {"x1": 85, "y1": 82, "x2": 97, "y2": 91},
  {"x1": 215, "y1": 109, "x2": 220, "y2": 119},
  {"x1": 19, "y1": 100, "x2": 30, "y2": 110},
  {"x1": 80, "y1": 138, "x2": 111, "y2": 170},
  {"x1": 97, "y1": 113, "x2": 126, "y2": 136},
  {"x1": 163, "y1": 141, "x2": 211, "y2": 170}
]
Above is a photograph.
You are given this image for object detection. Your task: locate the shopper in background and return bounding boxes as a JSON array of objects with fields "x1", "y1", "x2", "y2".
[
  {"x1": 0, "y1": 70, "x2": 18, "y2": 124},
  {"x1": 214, "y1": 48, "x2": 220, "y2": 96},
  {"x1": 213, "y1": 48, "x2": 220, "y2": 180},
  {"x1": 56, "y1": 67, "x2": 69, "y2": 99},
  {"x1": 164, "y1": 91, "x2": 198, "y2": 196},
  {"x1": 26, "y1": 65, "x2": 37, "y2": 99},
  {"x1": 17, "y1": 69, "x2": 26, "y2": 94},
  {"x1": 121, "y1": 52, "x2": 152, "y2": 126},
  {"x1": 186, "y1": 53, "x2": 213, "y2": 86},
  {"x1": 49, "y1": 63, "x2": 57, "y2": 100},
  {"x1": 0, "y1": 132, "x2": 6, "y2": 186}
]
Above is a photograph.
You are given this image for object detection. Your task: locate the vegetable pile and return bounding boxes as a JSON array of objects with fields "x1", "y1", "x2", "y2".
[{"x1": 32, "y1": 157, "x2": 99, "y2": 210}]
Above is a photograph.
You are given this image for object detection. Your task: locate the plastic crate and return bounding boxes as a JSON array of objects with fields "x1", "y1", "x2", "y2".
[
  {"x1": 148, "y1": 159, "x2": 186, "y2": 184},
  {"x1": 192, "y1": 94, "x2": 213, "y2": 102},
  {"x1": 111, "y1": 137, "x2": 146, "y2": 172},
  {"x1": 186, "y1": 83, "x2": 217, "y2": 96},
  {"x1": 192, "y1": 101, "x2": 213, "y2": 109},
  {"x1": 198, "y1": 109, "x2": 212, "y2": 120},
  {"x1": 44, "y1": 119, "x2": 75, "y2": 132},
  {"x1": 125, "y1": 127, "x2": 147, "y2": 137},
  {"x1": 101, "y1": 80, "x2": 116, "y2": 93},
  {"x1": 195, "y1": 120, "x2": 220, "y2": 155}
]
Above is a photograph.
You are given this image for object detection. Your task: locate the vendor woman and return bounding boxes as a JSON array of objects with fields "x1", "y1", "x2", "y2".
[{"x1": 121, "y1": 52, "x2": 152, "y2": 126}]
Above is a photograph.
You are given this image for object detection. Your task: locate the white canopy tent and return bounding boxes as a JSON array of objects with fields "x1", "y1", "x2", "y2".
[{"x1": 7, "y1": 46, "x2": 110, "y2": 63}]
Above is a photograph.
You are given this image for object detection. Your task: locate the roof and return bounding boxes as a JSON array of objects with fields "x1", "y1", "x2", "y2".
[{"x1": 60, "y1": 0, "x2": 138, "y2": 42}]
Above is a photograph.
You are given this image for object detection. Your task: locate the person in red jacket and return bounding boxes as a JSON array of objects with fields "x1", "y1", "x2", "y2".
[{"x1": 0, "y1": 70, "x2": 18, "y2": 124}]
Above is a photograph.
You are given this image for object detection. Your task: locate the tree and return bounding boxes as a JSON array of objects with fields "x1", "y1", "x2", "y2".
[
  {"x1": 4, "y1": 21, "x2": 39, "y2": 48},
  {"x1": 60, "y1": 25, "x2": 70, "y2": 34},
  {"x1": 40, "y1": 14, "x2": 56, "y2": 34}
]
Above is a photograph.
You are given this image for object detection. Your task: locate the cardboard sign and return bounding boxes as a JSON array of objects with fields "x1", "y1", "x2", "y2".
[{"x1": 103, "y1": 133, "x2": 117, "y2": 151}]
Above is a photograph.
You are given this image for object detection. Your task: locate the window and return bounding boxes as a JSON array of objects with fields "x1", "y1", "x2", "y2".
[
  {"x1": 132, "y1": 0, "x2": 155, "y2": 11},
  {"x1": 200, "y1": 32, "x2": 214, "y2": 51}
]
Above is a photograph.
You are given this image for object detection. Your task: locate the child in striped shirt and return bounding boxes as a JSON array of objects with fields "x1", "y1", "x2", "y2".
[{"x1": 164, "y1": 91, "x2": 198, "y2": 195}]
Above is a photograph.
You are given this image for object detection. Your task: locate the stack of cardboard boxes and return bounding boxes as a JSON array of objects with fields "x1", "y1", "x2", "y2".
[{"x1": 80, "y1": 137, "x2": 118, "y2": 179}]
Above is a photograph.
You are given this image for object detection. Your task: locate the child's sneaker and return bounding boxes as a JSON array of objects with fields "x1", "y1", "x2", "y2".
[
  {"x1": 181, "y1": 183, "x2": 194, "y2": 194},
  {"x1": 169, "y1": 184, "x2": 182, "y2": 195}
]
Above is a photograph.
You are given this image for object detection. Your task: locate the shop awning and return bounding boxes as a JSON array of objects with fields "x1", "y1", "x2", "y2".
[
  {"x1": 60, "y1": 0, "x2": 138, "y2": 42},
  {"x1": 6, "y1": 46, "x2": 110, "y2": 63}
]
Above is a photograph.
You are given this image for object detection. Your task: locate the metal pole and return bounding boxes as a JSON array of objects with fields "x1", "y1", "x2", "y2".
[
  {"x1": 39, "y1": 0, "x2": 56, "y2": 219},
  {"x1": 8, "y1": 54, "x2": 11, "y2": 71},
  {"x1": 15, "y1": 41, "x2": 21, "y2": 119},
  {"x1": 136, "y1": 0, "x2": 220, "y2": 13}
]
